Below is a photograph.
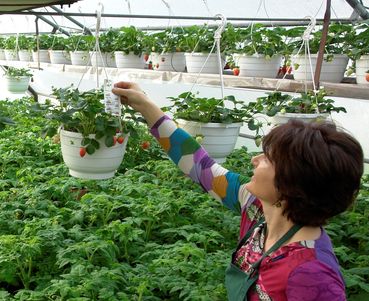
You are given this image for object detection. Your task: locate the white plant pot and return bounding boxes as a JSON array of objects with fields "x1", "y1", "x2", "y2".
[
  {"x1": 233, "y1": 54, "x2": 282, "y2": 78},
  {"x1": 60, "y1": 129, "x2": 129, "y2": 180},
  {"x1": 18, "y1": 50, "x2": 32, "y2": 62},
  {"x1": 151, "y1": 52, "x2": 186, "y2": 72},
  {"x1": 5, "y1": 76, "x2": 31, "y2": 93},
  {"x1": 114, "y1": 52, "x2": 145, "y2": 69},
  {"x1": 0, "y1": 49, "x2": 5, "y2": 60},
  {"x1": 185, "y1": 52, "x2": 225, "y2": 74},
  {"x1": 90, "y1": 52, "x2": 116, "y2": 68},
  {"x1": 4, "y1": 49, "x2": 19, "y2": 61},
  {"x1": 70, "y1": 51, "x2": 91, "y2": 66},
  {"x1": 32, "y1": 50, "x2": 51, "y2": 63},
  {"x1": 176, "y1": 119, "x2": 242, "y2": 163},
  {"x1": 292, "y1": 54, "x2": 349, "y2": 83},
  {"x1": 355, "y1": 55, "x2": 369, "y2": 85},
  {"x1": 270, "y1": 112, "x2": 329, "y2": 125},
  {"x1": 49, "y1": 50, "x2": 71, "y2": 65}
]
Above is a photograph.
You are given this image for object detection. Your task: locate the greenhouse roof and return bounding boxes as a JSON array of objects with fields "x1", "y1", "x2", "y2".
[
  {"x1": 0, "y1": 0, "x2": 79, "y2": 13},
  {"x1": 0, "y1": 0, "x2": 368, "y2": 34}
]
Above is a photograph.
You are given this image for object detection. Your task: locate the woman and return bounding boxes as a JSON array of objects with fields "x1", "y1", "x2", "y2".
[{"x1": 112, "y1": 81, "x2": 364, "y2": 301}]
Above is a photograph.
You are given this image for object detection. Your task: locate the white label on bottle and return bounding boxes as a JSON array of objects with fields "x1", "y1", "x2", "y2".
[{"x1": 103, "y1": 79, "x2": 121, "y2": 116}]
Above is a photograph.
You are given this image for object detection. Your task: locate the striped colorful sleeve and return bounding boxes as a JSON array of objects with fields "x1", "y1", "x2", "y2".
[{"x1": 150, "y1": 115, "x2": 250, "y2": 213}]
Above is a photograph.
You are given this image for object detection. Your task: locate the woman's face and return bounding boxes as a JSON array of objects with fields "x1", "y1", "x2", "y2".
[{"x1": 245, "y1": 153, "x2": 279, "y2": 204}]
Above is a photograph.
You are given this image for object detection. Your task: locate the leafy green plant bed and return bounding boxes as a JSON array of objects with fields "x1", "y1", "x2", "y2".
[{"x1": 0, "y1": 97, "x2": 368, "y2": 300}]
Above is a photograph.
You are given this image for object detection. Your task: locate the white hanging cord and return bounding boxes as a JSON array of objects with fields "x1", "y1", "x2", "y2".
[
  {"x1": 74, "y1": 7, "x2": 86, "y2": 51},
  {"x1": 202, "y1": 0, "x2": 212, "y2": 17},
  {"x1": 125, "y1": 0, "x2": 132, "y2": 26},
  {"x1": 161, "y1": 0, "x2": 174, "y2": 52},
  {"x1": 276, "y1": 17, "x2": 317, "y2": 92},
  {"x1": 215, "y1": 14, "x2": 227, "y2": 99},
  {"x1": 77, "y1": 2, "x2": 109, "y2": 89},
  {"x1": 188, "y1": 14, "x2": 227, "y2": 99}
]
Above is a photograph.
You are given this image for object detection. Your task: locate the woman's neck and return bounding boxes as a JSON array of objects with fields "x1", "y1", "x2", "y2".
[
  {"x1": 262, "y1": 202, "x2": 321, "y2": 250},
  {"x1": 263, "y1": 203, "x2": 294, "y2": 242}
]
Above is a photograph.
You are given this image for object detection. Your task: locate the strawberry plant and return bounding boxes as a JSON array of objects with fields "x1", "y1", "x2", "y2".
[
  {"x1": 36, "y1": 86, "x2": 142, "y2": 155},
  {"x1": 150, "y1": 27, "x2": 186, "y2": 53},
  {"x1": 113, "y1": 26, "x2": 149, "y2": 55},
  {"x1": 65, "y1": 34, "x2": 95, "y2": 52},
  {"x1": 243, "y1": 89, "x2": 347, "y2": 141},
  {"x1": 163, "y1": 91, "x2": 252, "y2": 124},
  {"x1": 233, "y1": 24, "x2": 288, "y2": 58},
  {"x1": 3, "y1": 66, "x2": 33, "y2": 78}
]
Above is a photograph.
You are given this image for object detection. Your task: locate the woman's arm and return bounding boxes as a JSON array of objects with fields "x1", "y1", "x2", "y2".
[{"x1": 113, "y1": 81, "x2": 250, "y2": 213}]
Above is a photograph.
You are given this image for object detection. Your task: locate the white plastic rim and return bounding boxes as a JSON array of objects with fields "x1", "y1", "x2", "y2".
[
  {"x1": 355, "y1": 55, "x2": 369, "y2": 85},
  {"x1": 70, "y1": 51, "x2": 91, "y2": 66},
  {"x1": 176, "y1": 119, "x2": 242, "y2": 163},
  {"x1": 5, "y1": 76, "x2": 31, "y2": 93},
  {"x1": 60, "y1": 129, "x2": 129, "y2": 180},
  {"x1": 151, "y1": 52, "x2": 186, "y2": 72},
  {"x1": 184, "y1": 52, "x2": 225, "y2": 74},
  {"x1": 32, "y1": 50, "x2": 51, "y2": 63},
  {"x1": 49, "y1": 50, "x2": 71, "y2": 65},
  {"x1": 114, "y1": 52, "x2": 145, "y2": 69},
  {"x1": 271, "y1": 112, "x2": 329, "y2": 125},
  {"x1": 233, "y1": 54, "x2": 282, "y2": 78},
  {"x1": 292, "y1": 54, "x2": 349, "y2": 83},
  {"x1": 4, "y1": 49, "x2": 19, "y2": 61},
  {"x1": 18, "y1": 50, "x2": 32, "y2": 62}
]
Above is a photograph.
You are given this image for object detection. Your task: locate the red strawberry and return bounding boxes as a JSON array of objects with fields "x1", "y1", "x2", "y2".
[
  {"x1": 233, "y1": 68, "x2": 240, "y2": 76},
  {"x1": 117, "y1": 136, "x2": 124, "y2": 144},
  {"x1": 113, "y1": 136, "x2": 117, "y2": 145},
  {"x1": 366, "y1": 73, "x2": 369, "y2": 82},
  {"x1": 156, "y1": 63, "x2": 159, "y2": 69},
  {"x1": 141, "y1": 141, "x2": 150, "y2": 150},
  {"x1": 143, "y1": 53, "x2": 149, "y2": 62},
  {"x1": 79, "y1": 147, "x2": 86, "y2": 157}
]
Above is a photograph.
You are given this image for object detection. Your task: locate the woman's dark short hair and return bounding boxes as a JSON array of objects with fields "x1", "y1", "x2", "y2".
[{"x1": 262, "y1": 119, "x2": 364, "y2": 226}]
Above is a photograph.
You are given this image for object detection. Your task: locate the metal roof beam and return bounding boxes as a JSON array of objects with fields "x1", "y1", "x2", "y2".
[
  {"x1": 50, "y1": 5, "x2": 92, "y2": 35},
  {"x1": 29, "y1": 9, "x2": 70, "y2": 36},
  {"x1": 345, "y1": 0, "x2": 369, "y2": 19}
]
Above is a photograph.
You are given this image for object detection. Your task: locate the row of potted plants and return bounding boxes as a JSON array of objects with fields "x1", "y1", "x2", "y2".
[
  {"x1": 1, "y1": 63, "x2": 346, "y2": 174},
  {"x1": 22, "y1": 84, "x2": 345, "y2": 172},
  {"x1": 1, "y1": 22, "x2": 368, "y2": 82}
]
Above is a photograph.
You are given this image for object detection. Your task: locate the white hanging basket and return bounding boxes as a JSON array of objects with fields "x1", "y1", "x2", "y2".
[
  {"x1": 185, "y1": 52, "x2": 225, "y2": 74},
  {"x1": 292, "y1": 54, "x2": 349, "y2": 83},
  {"x1": 49, "y1": 50, "x2": 71, "y2": 65},
  {"x1": 114, "y1": 52, "x2": 146, "y2": 69},
  {"x1": 18, "y1": 50, "x2": 32, "y2": 62},
  {"x1": 4, "y1": 49, "x2": 19, "y2": 61},
  {"x1": 233, "y1": 54, "x2": 282, "y2": 78},
  {"x1": 176, "y1": 119, "x2": 242, "y2": 163},
  {"x1": 5, "y1": 76, "x2": 31, "y2": 93},
  {"x1": 60, "y1": 129, "x2": 129, "y2": 180},
  {"x1": 355, "y1": 55, "x2": 369, "y2": 85},
  {"x1": 270, "y1": 112, "x2": 329, "y2": 125},
  {"x1": 90, "y1": 51, "x2": 116, "y2": 68},
  {"x1": 151, "y1": 52, "x2": 186, "y2": 72},
  {"x1": 32, "y1": 50, "x2": 51, "y2": 63},
  {"x1": 70, "y1": 51, "x2": 91, "y2": 66}
]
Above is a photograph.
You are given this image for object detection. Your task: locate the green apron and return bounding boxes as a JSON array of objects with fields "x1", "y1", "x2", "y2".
[{"x1": 225, "y1": 218, "x2": 302, "y2": 301}]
